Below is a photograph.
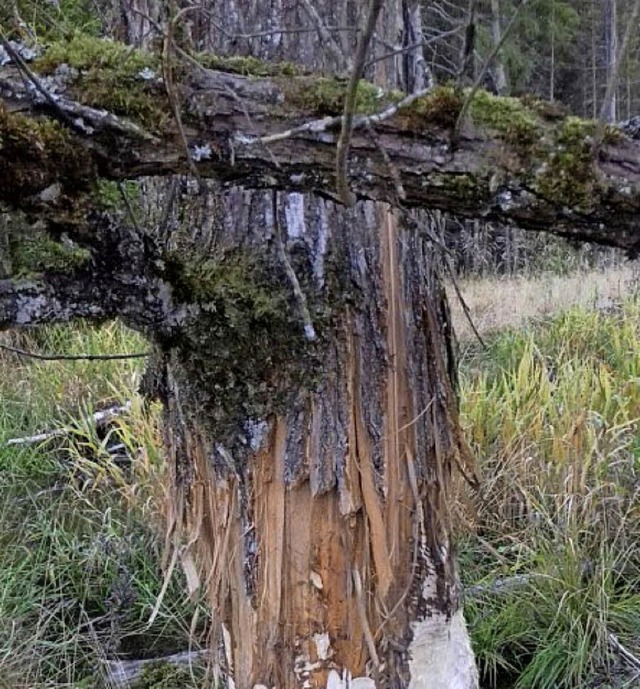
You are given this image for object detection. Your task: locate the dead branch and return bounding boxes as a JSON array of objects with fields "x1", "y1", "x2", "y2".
[
  {"x1": 5, "y1": 402, "x2": 132, "y2": 446},
  {"x1": 335, "y1": 0, "x2": 385, "y2": 205},
  {"x1": 1, "y1": 54, "x2": 639, "y2": 252},
  {"x1": 0, "y1": 342, "x2": 149, "y2": 361}
]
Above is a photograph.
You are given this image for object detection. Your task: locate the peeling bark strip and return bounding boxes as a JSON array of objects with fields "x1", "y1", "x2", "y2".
[{"x1": 1, "y1": 53, "x2": 640, "y2": 251}]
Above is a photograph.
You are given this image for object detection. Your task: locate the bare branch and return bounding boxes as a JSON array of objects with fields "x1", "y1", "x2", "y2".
[
  {"x1": 271, "y1": 191, "x2": 317, "y2": 341},
  {"x1": 594, "y1": 0, "x2": 640, "y2": 150},
  {"x1": 335, "y1": 0, "x2": 385, "y2": 206},
  {"x1": 0, "y1": 342, "x2": 149, "y2": 361},
  {"x1": 5, "y1": 403, "x2": 132, "y2": 447},
  {"x1": 299, "y1": 0, "x2": 352, "y2": 72},
  {"x1": 458, "y1": 0, "x2": 479, "y2": 85},
  {"x1": 453, "y1": 0, "x2": 529, "y2": 142}
]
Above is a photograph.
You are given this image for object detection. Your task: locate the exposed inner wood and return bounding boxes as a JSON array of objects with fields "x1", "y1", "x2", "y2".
[{"x1": 158, "y1": 203, "x2": 468, "y2": 687}]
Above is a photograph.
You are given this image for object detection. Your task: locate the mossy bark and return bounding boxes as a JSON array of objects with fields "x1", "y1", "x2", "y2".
[{"x1": 1, "y1": 42, "x2": 639, "y2": 252}]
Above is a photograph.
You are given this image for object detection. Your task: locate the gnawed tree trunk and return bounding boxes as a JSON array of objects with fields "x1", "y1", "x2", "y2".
[
  {"x1": 147, "y1": 2, "x2": 478, "y2": 687},
  {"x1": 151, "y1": 192, "x2": 479, "y2": 689}
]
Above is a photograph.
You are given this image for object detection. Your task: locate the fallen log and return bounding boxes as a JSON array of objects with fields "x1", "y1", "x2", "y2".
[{"x1": 0, "y1": 37, "x2": 639, "y2": 252}]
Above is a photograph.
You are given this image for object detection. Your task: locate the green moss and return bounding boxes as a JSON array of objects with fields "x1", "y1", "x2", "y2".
[
  {"x1": 135, "y1": 661, "x2": 206, "y2": 688},
  {"x1": 167, "y1": 252, "x2": 286, "y2": 317},
  {"x1": 2, "y1": 1, "x2": 101, "y2": 41},
  {"x1": 534, "y1": 117, "x2": 600, "y2": 208},
  {"x1": 0, "y1": 108, "x2": 93, "y2": 198},
  {"x1": 429, "y1": 172, "x2": 488, "y2": 205},
  {"x1": 11, "y1": 233, "x2": 90, "y2": 277},
  {"x1": 397, "y1": 85, "x2": 464, "y2": 130},
  {"x1": 396, "y1": 87, "x2": 540, "y2": 148},
  {"x1": 519, "y1": 94, "x2": 570, "y2": 121},
  {"x1": 161, "y1": 249, "x2": 320, "y2": 442},
  {"x1": 36, "y1": 36, "x2": 166, "y2": 131},
  {"x1": 196, "y1": 52, "x2": 301, "y2": 77},
  {"x1": 37, "y1": 35, "x2": 152, "y2": 74},
  {"x1": 468, "y1": 90, "x2": 541, "y2": 149},
  {"x1": 284, "y1": 77, "x2": 391, "y2": 115},
  {"x1": 95, "y1": 180, "x2": 140, "y2": 212}
]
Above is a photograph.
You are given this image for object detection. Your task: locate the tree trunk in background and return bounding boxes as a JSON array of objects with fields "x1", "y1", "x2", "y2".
[
  {"x1": 549, "y1": 0, "x2": 555, "y2": 102},
  {"x1": 116, "y1": 1, "x2": 479, "y2": 686},
  {"x1": 490, "y1": 0, "x2": 509, "y2": 95},
  {"x1": 603, "y1": 0, "x2": 618, "y2": 122}
]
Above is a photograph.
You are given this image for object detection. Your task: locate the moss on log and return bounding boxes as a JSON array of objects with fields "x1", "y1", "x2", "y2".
[{"x1": 1, "y1": 37, "x2": 639, "y2": 251}]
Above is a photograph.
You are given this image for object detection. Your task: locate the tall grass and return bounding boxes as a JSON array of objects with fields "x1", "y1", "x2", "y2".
[
  {"x1": 459, "y1": 300, "x2": 640, "y2": 688},
  {"x1": 1, "y1": 299, "x2": 638, "y2": 687},
  {"x1": 0, "y1": 323, "x2": 210, "y2": 688}
]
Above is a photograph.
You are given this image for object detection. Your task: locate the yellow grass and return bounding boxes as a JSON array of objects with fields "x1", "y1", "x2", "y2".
[{"x1": 447, "y1": 265, "x2": 638, "y2": 341}]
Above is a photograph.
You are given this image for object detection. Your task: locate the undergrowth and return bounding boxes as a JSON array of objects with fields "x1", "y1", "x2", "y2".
[
  {"x1": 459, "y1": 300, "x2": 640, "y2": 688},
  {"x1": 0, "y1": 323, "x2": 211, "y2": 688},
  {"x1": 0, "y1": 298, "x2": 638, "y2": 688}
]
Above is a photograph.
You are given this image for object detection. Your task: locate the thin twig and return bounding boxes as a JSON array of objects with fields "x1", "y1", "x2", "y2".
[
  {"x1": 399, "y1": 209, "x2": 486, "y2": 348},
  {"x1": 271, "y1": 191, "x2": 317, "y2": 341},
  {"x1": 6, "y1": 402, "x2": 132, "y2": 446},
  {"x1": 363, "y1": 26, "x2": 464, "y2": 70},
  {"x1": 608, "y1": 632, "x2": 640, "y2": 672},
  {"x1": 335, "y1": 0, "x2": 385, "y2": 205},
  {"x1": 117, "y1": 182, "x2": 141, "y2": 232},
  {"x1": 0, "y1": 33, "x2": 78, "y2": 131},
  {"x1": 445, "y1": 262, "x2": 487, "y2": 349},
  {"x1": 299, "y1": 0, "x2": 353, "y2": 72},
  {"x1": 364, "y1": 121, "x2": 406, "y2": 202},
  {"x1": 0, "y1": 343, "x2": 149, "y2": 361},
  {"x1": 352, "y1": 567, "x2": 381, "y2": 671},
  {"x1": 161, "y1": 11, "x2": 202, "y2": 189},
  {"x1": 241, "y1": 85, "x2": 433, "y2": 148}
]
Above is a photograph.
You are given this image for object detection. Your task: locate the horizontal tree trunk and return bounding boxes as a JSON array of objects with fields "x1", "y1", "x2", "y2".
[{"x1": 1, "y1": 50, "x2": 639, "y2": 252}]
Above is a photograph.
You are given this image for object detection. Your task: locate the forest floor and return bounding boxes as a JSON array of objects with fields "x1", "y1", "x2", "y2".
[{"x1": 0, "y1": 267, "x2": 638, "y2": 688}]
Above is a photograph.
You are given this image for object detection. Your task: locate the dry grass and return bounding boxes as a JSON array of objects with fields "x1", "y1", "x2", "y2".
[
  {"x1": 458, "y1": 298, "x2": 640, "y2": 688},
  {"x1": 447, "y1": 265, "x2": 638, "y2": 341}
]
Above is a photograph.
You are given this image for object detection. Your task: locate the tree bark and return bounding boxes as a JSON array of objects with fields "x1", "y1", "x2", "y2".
[
  {"x1": 142, "y1": 2, "x2": 478, "y2": 687},
  {"x1": 156, "y1": 193, "x2": 479, "y2": 689},
  {"x1": 1, "y1": 44, "x2": 639, "y2": 252},
  {"x1": 603, "y1": 0, "x2": 618, "y2": 123},
  {"x1": 490, "y1": 0, "x2": 509, "y2": 95}
]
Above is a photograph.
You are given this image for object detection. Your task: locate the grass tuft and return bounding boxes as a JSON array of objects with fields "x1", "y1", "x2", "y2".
[
  {"x1": 0, "y1": 323, "x2": 211, "y2": 687},
  {"x1": 459, "y1": 298, "x2": 640, "y2": 688}
]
